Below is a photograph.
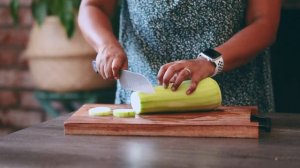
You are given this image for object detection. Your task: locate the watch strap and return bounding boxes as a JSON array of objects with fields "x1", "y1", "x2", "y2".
[
  {"x1": 211, "y1": 56, "x2": 224, "y2": 77},
  {"x1": 198, "y1": 49, "x2": 224, "y2": 77}
]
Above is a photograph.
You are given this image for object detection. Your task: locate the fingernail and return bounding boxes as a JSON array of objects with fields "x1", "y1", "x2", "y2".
[
  {"x1": 186, "y1": 90, "x2": 191, "y2": 95},
  {"x1": 163, "y1": 83, "x2": 167, "y2": 89},
  {"x1": 171, "y1": 86, "x2": 176, "y2": 91}
]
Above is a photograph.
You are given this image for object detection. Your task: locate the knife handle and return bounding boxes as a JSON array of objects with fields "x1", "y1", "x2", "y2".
[
  {"x1": 92, "y1": 60, "x2": 98, "y2": 73},
  {"x1": 251, "y1": 115, "x2": 272, "y2": 132},
  {"x1": 93, "y1": 60, "x2": 125, "y2": 78}
]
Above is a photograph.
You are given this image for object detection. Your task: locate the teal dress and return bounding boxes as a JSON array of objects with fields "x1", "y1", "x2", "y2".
[{"x1": 116, "y1": 0, "x2": 275, "y2": 113}]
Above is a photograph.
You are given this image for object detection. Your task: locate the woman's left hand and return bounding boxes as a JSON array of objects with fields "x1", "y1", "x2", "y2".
[{"x1": 157, "y1": 57, "x2": 215, "y2": 95}]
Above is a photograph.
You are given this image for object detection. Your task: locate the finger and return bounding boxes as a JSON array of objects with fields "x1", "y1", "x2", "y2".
[
  {"x1": 163, "y1": 65, "x2": 184, "y2": 88},
  {"x1": 171, "y1": 68, "x2": 191, "y2": 91},
  {"x1": 99, "y1": 59, "x2": 106, "y2": 80},
  {"x1": 169, "y1": 73, "x2": 177, "y2": 83},
  {"x1": 121, "y1": 57, "x2": 128, "y2": 70},
  {"x1": 111, "y1": 56, "x2": 124, "y2": 79},
  {"x1": 104, "y1": 57, "x2": 114, "y2": 80},
  {"x1": 157, "y1": 63, "x2": 173, "y2": 85},
  {"x1": 186, "y1": 75, "x2": 205, "y2": 95},
  {"x1": 95, "y1": 54, "x2": 101, "y2": 73}
]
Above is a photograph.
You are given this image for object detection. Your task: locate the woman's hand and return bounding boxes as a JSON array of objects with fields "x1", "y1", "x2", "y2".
[
  {"x1": 95, "y1": 43, "x2": 128, "y2": 80},
  {"x1": 157, "y1": 58, "x2": 215, "y2": 95},
  {"x1": 78, "y1": 0, "x2": 124, "y2": 80}
]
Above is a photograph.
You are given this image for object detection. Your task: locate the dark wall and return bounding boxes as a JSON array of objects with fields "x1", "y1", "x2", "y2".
[{"x1": 271, "y1": 8, "x2": 300, "y2": 113}]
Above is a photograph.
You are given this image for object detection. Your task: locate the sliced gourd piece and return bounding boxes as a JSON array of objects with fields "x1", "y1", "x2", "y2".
[
  {"x1": 88, "y1": 107, "x2": 112, "y2": 116},
  {"x1": 131, "y1": 78, "x2": 222, "y2": 114},
  {"x1": 113, "y1": 109, "x2": 135, "y2": 118}
]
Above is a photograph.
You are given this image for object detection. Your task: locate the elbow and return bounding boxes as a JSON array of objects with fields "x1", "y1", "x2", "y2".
[
  {"x1": 269, "y1": 30, "x2": 278, "y2": 46},
  {"x1": 261, "y1": 20, "x2": 280, "y2": 47},
  {"x1": 248, "y1": 15, "x2": 281, "y2": 48},
  {"x1": 265, "y1": 27, "x2": 279, "y2": 47}
]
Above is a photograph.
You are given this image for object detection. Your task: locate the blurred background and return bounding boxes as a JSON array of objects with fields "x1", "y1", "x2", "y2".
[{"x1": 0, "y1": 0, "x2": 299, "y2": 136}]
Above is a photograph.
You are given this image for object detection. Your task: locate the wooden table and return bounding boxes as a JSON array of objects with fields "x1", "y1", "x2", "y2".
[{"x1": 0, "y1": 112, "x2": 300, "y2": 168}]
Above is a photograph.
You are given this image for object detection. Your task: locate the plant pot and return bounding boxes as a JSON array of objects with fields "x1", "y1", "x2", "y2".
[{"x1": 24, "y1": 17, "x2": 115, "y2": 92}]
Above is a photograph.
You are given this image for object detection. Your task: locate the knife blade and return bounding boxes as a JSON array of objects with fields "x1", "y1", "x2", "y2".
[
  {"x1": 119, "y1": 70, "x2": 155, "y2": 93},
  {"x1": 92, "y1": 60, "x2": 155, "y2": 93}
]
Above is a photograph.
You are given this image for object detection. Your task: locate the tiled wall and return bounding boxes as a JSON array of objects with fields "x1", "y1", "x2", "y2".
[{"x1": 0, "y1": 0, "x2": 44, "y2": 136}]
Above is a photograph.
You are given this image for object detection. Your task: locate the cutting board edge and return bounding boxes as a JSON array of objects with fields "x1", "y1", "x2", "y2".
[
  {"x1": 64, "y1": 104, "x2": 259, "y2": 138},
  {"x1": 64, "y1": 123, "x2": 259, "y2": 139}
]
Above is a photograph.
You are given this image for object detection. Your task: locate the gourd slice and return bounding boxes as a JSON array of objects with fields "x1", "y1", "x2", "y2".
[
  {"x1": 88, "y1": 107, "x2": 112, "y2": 116},
  {"x1": 113, "y1": 109, "x2": 135, "y2": 118}
]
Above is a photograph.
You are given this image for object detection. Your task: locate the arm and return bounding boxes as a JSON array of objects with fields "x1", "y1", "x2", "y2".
[
  {"x1": 216, "y1": 0, "x2": 281, "y2": 71},
  {"x1": 157, "y1": 0, "x2": 281, "y2": 94},
  {"x1": 78, "y1": 0, "x2": 128, "y2": 80}
]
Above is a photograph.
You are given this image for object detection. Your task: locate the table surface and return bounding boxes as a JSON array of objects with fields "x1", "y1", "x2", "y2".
[{"x1": 0, "y1": 112, "x2": 300, "y2": 168}]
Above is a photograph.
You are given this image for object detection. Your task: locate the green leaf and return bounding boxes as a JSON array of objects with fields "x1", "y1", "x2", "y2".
[
  {"x1": 10, "y1": 0, "x2": 20, "y2": 25},
  {"x1": 48, "y1": 0, "x2": 61, "y2": 16},
  {"x1": 74, "y1": 0, "x2": 81, "y2": 10},
  {"x1": 59, "y1": 0, "x2": 76, "y2": 38},
  {"x1": 31, "y1": 0, "x2": 47, "y2": 25},
  {"x1": 64, "y1": 14, "x2": 75, "y2": 38}
]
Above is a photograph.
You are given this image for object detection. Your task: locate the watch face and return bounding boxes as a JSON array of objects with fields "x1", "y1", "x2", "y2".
[{"x1": 203, "y1": 49, "x2": 222, "y2": 59}]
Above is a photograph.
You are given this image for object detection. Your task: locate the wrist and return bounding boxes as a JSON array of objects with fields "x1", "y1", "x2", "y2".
[
  {"x1": 207, "y1": 60, "x2": 217, "y2": 77},
  {"x1": 195, "y1": 56, "x2": 216, "y2": 77},
  {"x1": 198, "y1": 48, "x2": 224, "y2": 77},
  {"x1": 97, "y1": 39, "x2": 121, "y2": 53}
]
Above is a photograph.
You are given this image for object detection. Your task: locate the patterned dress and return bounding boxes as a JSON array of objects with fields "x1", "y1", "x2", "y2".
[{"x1": 115, "y1": 0, "x2": 275, "y2": 113}]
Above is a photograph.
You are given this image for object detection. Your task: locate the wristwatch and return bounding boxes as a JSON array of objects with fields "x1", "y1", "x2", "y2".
[{"x1": 198, "y1": 48, "x2": 224, "y2": 77}]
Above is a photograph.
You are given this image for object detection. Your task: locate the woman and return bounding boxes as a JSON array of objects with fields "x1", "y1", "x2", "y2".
[{"x1": 78, "y1": 0, "x2": 281, "y2": 112}]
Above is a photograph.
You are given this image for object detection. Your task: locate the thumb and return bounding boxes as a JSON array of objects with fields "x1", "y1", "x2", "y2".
[
  {"x1": 112, "y1": 58, "x2": 124, "y2": 79},
  {"x1": 186, "y1": 75, "x2": 204, "y2": 95},
  {"x1": 121, "y1": 58, "x2": 128, "y2": 70}
]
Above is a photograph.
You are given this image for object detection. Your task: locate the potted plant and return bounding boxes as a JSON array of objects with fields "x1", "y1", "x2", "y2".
[{"x1": 10, "y1": 0, "x2": 115, "y2": 92}]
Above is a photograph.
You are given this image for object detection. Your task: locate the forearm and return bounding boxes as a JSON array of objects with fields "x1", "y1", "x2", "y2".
[
  {"x1": 78, "y1": 1, "x2": 119, "y2": 51},
  {"x1": 215, "y1": 0, "x2": 281, "y2": 72},
  {"x1": 215, "y1": 20, "x2": 277, "y2": 71}
]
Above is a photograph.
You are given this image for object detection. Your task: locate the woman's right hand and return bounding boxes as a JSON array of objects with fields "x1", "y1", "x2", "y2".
[{"x1": 95, "y1": 43, "x2": 128, "y2": 80}]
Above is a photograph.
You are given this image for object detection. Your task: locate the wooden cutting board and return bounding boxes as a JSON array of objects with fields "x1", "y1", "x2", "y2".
[{"x1": 64, "y1": 104, "x2": 259, "y2": 138}]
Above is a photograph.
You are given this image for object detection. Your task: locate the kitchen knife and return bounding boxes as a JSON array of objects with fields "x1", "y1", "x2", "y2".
[
  {"x1": 119, "y1": 70, "x2": 155, "y2": 93},
  {"x1": 92, "y1": 60, "x2": 155, "y2": 93}
]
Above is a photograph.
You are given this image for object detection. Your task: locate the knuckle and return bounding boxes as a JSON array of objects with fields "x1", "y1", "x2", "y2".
[
  {"x1": 112, "y1": 65, "x2": 120, "y2": 71},
  {"x1": 120, "y1": 53, "x2": 127, "y2": 59},
  {"x1": 177, "y1": 60, "x2": 186, "y2": 64},
  {"x1": 172, "y1": 83, "x2": 178, "y2": 89},
  {"x1": 104, "y1": 55, "x2": 111, "y2": 62},
  {"x1": 185, "y1": 69, "x2": 191, "y2": 76},
  {"x1": 157, "y1": 74, "x2": 162, "y2": 79},
  {"x1": 191, "y1": 80, "x2": 199, "y2": 88},
  {"x1": 174, "y1": 79, "x2": 182, "y2": 86},
  {"x1": 163, "y1": 76, "x2": 170, "y2": 83},
  {"x1": 176, "y1": 73, "x2": 185, "y2": 80},
  {"x1": 157, "y1": 75, "x2": 163, "y2": 81},
  {"x1": 178, "y1": 71, "x2": 188, "y2": 78},
  {"x1": 175, "y1": 81, "x2": 184, "y2": 89},
  {"x1": 161, "y1": 65, "x2": 168, "y2": 71},
  {"x1": 168, "y1": 65, "x2": 177, "y2": 72}
]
